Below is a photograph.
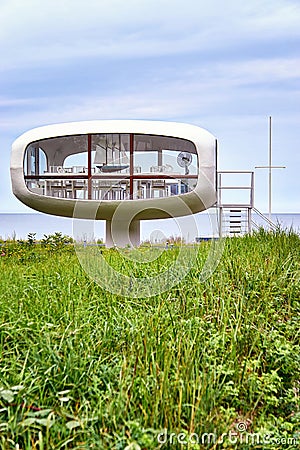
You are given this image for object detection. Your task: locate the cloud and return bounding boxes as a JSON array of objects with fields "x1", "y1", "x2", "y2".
[
  {"x1": 1, "y1": 0, "x2": 300, "y2": 71},
  {"x1": 1, "y1": 52, "x2": 299, "y2": 135},
  {"x1": 0, "y1": 97, "x2": 39, "y2": 107},
  {"x1": 1, "y1": 0, "x2": 300, "y2": 213}
]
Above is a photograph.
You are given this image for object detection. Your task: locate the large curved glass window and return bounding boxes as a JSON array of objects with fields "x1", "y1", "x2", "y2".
[
  {"x1": 24, "y1": 133, "x2": 198, "y2": 199},
  {"x1": 24, "y1": 145, "x2": 47, "y2": 194}
]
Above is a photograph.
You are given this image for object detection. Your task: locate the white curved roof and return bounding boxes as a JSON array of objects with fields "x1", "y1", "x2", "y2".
[
  {"x1": 12, "y1": 119, "x2": 215, "y2": 147},
  {"x1": 11, "y1": 120, "x2": 217, "y2": 220}
]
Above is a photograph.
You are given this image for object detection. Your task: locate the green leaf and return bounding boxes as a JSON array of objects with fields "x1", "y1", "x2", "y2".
[
  {"x1": 21, "y1": 418, "x2": 37, "y2": 426},
  {"x1": 11, "y1": 385, "x2": 25, "y2": 391},
  {"x1": 66, "y1": 420, "x2": 81, "y2": 430},
  {"x1": 0, "y1": 389, "x2": 14, "y2": 403}
]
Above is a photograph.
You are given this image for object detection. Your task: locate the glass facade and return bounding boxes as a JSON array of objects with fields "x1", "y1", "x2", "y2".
[{"x1": 24, "y1": 133, "x2": 198, "y2": 200}]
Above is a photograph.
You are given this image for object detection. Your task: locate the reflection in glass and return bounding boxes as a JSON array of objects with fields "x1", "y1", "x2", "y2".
[
  {"x1": 24, "y1": 133, "x2": 198, "y2": 199},
  {"x1": 93, "y1": 134, "x2": 130, "y2": 173}
]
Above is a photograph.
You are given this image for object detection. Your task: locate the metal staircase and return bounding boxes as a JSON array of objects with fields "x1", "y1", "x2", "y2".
[
  {"x1": 221, "y1": 208, "x2": 249, "y2": 235},
  {"x1": 217, "y1": 171, "x2": 276, "y2": 237}
]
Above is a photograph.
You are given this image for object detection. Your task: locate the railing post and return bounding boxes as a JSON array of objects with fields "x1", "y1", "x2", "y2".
[
  {"x1": 248, "y1": 207, "x2": 252, "y2": 234},
  {"x1": 218, "y1": 206, "x2": 223, "y2": 238},
  {"x1": 87, "y1": 134, "x2": 92, "y2": 200}
]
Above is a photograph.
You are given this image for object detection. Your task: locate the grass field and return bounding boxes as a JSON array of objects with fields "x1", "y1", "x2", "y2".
[{"x1": 0, "y1": 229, "x2": 299, "y2": 449}]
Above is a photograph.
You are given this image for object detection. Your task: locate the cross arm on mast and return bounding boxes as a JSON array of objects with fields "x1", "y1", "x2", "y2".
[{"x1": 254, "y1": 116, "x2": 286, "y2": 224}]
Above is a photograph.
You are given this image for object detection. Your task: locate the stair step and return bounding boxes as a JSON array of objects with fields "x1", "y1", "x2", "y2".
[{"x1": 219, "y1": 205, "x2": 252, "y2": 236}]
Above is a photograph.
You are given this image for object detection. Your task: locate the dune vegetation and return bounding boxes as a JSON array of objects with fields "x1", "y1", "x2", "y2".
[{"x1": 0, "y1": 229, "x2": 299, "y2": 449}]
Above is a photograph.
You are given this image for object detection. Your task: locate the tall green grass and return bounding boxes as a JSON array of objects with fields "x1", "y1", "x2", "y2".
[{"x1": 0, "y1": 229, "x2": 299, "y2": 449}]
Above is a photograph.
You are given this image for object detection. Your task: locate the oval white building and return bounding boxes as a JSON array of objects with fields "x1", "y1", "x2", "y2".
[{"x1": 11, "y1": 120, "x2": 217, "y2": 246}]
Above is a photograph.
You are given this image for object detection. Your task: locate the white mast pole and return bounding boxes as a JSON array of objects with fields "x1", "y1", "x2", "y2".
[
  {"x1": 255, "y1": 116, "x2": 286, "y2": 229},
  {"x1": 268, "y1": 115, "x2": 272, "y2": 223}
]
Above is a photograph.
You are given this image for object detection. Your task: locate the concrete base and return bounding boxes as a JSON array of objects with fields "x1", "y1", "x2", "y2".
[{"x1": 105, "y1": 220, "x2": 140, "y2": 247}]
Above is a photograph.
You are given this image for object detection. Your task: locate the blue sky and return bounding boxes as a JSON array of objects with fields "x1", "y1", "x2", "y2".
[{"x1": 1, "y1": 0, "x2": 300, "y2": 213}]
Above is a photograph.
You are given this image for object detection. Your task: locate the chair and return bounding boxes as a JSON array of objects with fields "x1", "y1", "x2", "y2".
[{"x1": 151, "y1": 180, "x2": 167, "y2": 198}]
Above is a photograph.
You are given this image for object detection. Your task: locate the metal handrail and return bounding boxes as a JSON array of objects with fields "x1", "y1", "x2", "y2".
[
  {"x1": 252, "y1": 207, "x2": 277, "y2": 231},
  {"x1": 217, "y1": 171, "x2": 254, "y2": 208}
]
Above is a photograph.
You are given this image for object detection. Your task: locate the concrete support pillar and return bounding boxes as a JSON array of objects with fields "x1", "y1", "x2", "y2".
[{"x1": 105, "y1": 219, "x2": 140, "y2": 247}]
